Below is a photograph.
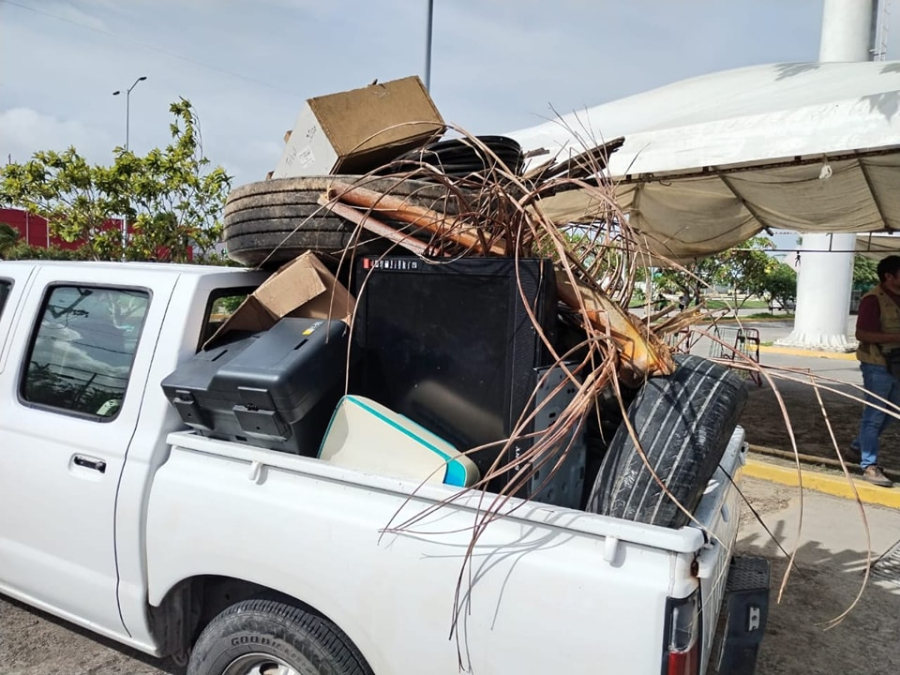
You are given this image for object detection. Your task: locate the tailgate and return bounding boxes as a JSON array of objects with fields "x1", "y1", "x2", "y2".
[{"x1": 689, "y1": 425, "x2": 748, "y2": 674}]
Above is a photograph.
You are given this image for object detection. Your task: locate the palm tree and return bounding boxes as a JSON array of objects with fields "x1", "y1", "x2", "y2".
[{"x1": 0, "y1": 222, "x2": 20, "y2": 258}]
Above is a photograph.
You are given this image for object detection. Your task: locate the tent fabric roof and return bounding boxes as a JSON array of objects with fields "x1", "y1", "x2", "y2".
[
  {"x1": 508, "y1": 61, "x2": 900, "y2": 262},
  {"x1": 856, "y1": 232, "x2": 900, "y2": 259}
]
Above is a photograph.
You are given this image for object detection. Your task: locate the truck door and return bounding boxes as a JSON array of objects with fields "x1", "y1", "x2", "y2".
[{"x1": 0, "y1": 267, "x2": 172, "y2": 636}]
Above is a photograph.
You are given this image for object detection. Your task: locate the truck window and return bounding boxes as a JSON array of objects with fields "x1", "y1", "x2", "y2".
[
  {"x1": 199, "y1": 288, "x2": 252, "y2": 348},
  {"x1": 21, "y1": 285, "x2": 150, "y2": 419},
  {"x1": 0, "y1": 280, "x2": 10, "y2": 317}
]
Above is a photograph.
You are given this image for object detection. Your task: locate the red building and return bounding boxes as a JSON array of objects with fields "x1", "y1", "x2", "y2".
[{"x1": 1, "y1": 207, "x2": 126, "y2": 251}]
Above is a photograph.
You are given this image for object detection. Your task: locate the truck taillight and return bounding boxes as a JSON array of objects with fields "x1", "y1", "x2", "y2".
[{"x1": 664, "y1": 590, "x2": 701, "y2": 675}]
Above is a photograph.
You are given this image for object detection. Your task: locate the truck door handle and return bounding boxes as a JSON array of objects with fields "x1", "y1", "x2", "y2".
[{"x1": 73, "y1": 455, "x2": 107, "y2": 474}]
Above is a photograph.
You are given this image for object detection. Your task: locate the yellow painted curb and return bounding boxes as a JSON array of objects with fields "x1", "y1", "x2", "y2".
[
  {"x1": 757, "y1": 345, "x2": 857, "y2": 360},
  {"x1": 744, "y1": 458, "x2": 900, "y2": 509},
  {"x1": 702, "y1": 317, "x2": 792, "y2": 324}
]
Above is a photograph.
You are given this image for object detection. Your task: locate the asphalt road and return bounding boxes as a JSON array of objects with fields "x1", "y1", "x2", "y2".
[{"x1": 2, "y1": 478, "x2": 898, "y2": 674}]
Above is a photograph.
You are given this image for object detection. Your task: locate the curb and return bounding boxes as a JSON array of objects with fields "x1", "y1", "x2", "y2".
[
  {"x1": 757, "y1": 345, "x2": 857, "y2": 360},
  {"x1": 748, "y1": 443, "x2": 900, "y2": 481},
  {"x1": 705, "y1": 316, "x2": 793, "y2": 324},
  {"x1": 743, "y1": 457, "x2": 900, "y2": 509}
]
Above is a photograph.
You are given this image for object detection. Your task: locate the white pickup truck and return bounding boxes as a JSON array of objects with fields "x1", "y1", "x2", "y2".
[{"x1": 0, "y1": 260, "x2": 769, "y2": 675}]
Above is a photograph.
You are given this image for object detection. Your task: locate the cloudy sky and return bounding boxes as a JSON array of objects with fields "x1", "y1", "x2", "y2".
[{"x1": 2, "y1": 0, "x2": 899, "y2": 186}]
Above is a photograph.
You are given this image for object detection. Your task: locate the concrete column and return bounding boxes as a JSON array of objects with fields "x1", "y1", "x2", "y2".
[
  {"x1": 818, "y1": 0, "x2": 877, "y2": 62},
  {"x1": 777, "y1": 233, "x2": 856, "y2": 350},
  {"x1": 777, "y1": 0, "x2": 876, "y2": 352}
]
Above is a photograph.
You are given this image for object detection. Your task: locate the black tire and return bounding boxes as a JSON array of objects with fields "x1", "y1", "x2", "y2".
[
  {"x1": 187, "y1": 598, "x2": 373, "y2": 675},
  {"x1": 223, "y1": 229, "x2": 395, "y2": 267},
  {"x1": 226, "y1": 175, "x2": 464, "y2": 207},
  {"x1": 587, "y1": 354, "x2": 748, "y2": 529},
  {"x1": 225, "y1": 202, "x2": 336, "y2": 226},
  {"x1": 222, "y1": 175, "x2": 463, "y2": 266}
]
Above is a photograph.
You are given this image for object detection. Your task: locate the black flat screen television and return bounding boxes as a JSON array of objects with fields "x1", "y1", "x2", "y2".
[{"x1": 352, "y1": 256, "x2": 558, "y2": 486}]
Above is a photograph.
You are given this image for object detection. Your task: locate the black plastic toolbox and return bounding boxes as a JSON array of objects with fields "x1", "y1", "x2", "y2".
[{"x1": 161, "y1": 317, "x2": 351, "y2": 454}]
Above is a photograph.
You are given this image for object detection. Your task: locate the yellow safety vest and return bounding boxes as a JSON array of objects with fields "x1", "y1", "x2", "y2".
[{"x1": 856, "y1": 285, "x2": 900, "y2": 366}]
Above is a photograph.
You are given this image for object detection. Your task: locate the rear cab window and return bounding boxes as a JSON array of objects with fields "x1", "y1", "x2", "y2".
[
  {"x1": 199, "y1": 288, "x2": 253, "y2": 349},
  {"x1": 21, "y1": 285, "x2": 150, "y2": 420},
  {"x1": 0, "y1": 280, "x2": 11, "y2": 317}
]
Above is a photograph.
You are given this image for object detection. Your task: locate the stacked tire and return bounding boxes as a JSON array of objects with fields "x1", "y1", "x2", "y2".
[{"x1": 223, "y1": 175, "x2": 464, "y2": 267}]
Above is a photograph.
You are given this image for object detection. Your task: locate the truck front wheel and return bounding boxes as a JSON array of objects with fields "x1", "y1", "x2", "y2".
[{"x1": 187, "y1": 598, "x2": 372, "y2": 675}]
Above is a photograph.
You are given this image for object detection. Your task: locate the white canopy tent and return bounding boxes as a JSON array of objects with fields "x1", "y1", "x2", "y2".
[{"x1": 507, "y1": 60, "x2": 900, "y2": 262}]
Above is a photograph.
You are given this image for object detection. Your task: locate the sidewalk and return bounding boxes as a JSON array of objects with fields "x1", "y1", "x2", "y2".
[{"x1": 743, "y1": 453, "x2": 900, "y2": 509}]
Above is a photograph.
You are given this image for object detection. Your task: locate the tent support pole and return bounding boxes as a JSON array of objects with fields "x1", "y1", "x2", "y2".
[{"x1": 619, "y1": 145, "x2": 900, "y2": 185}]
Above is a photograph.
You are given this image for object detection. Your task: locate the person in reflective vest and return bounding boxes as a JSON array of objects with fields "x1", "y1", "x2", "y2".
[{"x1": 851, "y1": 255, "x2": 900, "y2": 487}]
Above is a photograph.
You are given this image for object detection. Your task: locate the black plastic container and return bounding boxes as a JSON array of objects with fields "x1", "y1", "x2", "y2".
[
  {"x1": 352, "y1": 256, "x2": 559, "y2": 491},
  {"x1": 161, "y1": 317, "x2": 351, "y2": 455}
]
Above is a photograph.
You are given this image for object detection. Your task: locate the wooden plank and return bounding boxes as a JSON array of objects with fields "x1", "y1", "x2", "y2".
[
  {"x1": 328, "y1": 181, "x2": 506, "y2": 256},
  {"x1": 317, "y1": 195, "x2": 431, "y2": 256}
]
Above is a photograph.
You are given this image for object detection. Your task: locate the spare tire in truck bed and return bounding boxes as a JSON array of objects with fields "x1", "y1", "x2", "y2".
[
  {"x1": 587, "y1": 354, "x2": 748, "y2": 529},
  {"x1": 223, "y1": 175, "x2": 465, "y2": 267}
]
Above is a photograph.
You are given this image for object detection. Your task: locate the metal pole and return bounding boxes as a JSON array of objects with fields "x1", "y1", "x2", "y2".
[
  {"x1": 112, "y1": 76, "x2": 146, "y2": 257},
  {"x1": 125, "y1": 90, "x2": 130, "y2": 152},
  {"x1": 424, "y1": 0, "x2": 434, "y2": 91}
]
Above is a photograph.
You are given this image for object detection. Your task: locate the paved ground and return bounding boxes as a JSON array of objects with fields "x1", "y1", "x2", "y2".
[
  {"x1": 2, "y1": 478, "x2": 898, "y2": 674},
  {"x1": 0, "y1": 599, "x2": 183, "y2": 675},
  {"x1": 738, "y1": 478, "x2": 900, "y2": 675}
]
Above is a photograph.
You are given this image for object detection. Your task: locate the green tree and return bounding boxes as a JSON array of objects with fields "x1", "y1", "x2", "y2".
[
  {"x1": 0, "y1": 222, "x2": 20, "y2": 258},
  {"x1": 716, "y1": 236, "x2": 776, "y2": 309},
  {"x1": 655, "y1": 236, "x2": 775, "y2": 309},
  {"x1": 656, "y1": 255, "x2": 721, "y2": 307},
  {"x1": 760, "y1": 261, "x2": 797, "y2": 311},
  {"x1": 853, "y1": 254, "x2": 879, "y2": 289},
  {"x1": 0, "y1": 98, "x2": 230, "y2": 263},
  {"x1": 2, "y1": 243, "x2": 90, "y2": 261}
]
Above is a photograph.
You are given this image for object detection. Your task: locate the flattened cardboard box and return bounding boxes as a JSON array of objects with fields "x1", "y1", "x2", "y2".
[
  {"x1": 204, "y1": 252, "x2": 354, "y2": 349},
  {"x1": 272, "y1": 75, "x2": 445, "y2": 178}
]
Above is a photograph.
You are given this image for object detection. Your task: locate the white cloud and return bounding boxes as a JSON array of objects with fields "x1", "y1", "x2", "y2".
[{"x1": 0, "y1": 108, "x2": 115, "y2": 165}]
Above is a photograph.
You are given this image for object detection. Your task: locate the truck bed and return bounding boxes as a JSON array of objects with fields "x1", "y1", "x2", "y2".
[{"x1": 145, "y1": 427, "x2": 747, "y2": 675}]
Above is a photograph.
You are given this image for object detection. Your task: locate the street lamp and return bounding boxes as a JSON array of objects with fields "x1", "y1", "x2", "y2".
[
  {"x1": 112, "y1": 75, "x2": 147, "y2": 151},
  {"x1": 112, "y1": 76, "x2": 146, "y2": 258},
  {"x1": 424, "y1": 0, "x2": 434, "y2": 91}
]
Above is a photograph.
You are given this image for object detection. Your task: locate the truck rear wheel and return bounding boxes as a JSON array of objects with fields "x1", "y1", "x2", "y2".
[
  {"x1": 586, "y1": 354, "x2": 747, "y2": 529},
  {"x1": 187, "y1": 598, "x2": 372, "y2": 675}
]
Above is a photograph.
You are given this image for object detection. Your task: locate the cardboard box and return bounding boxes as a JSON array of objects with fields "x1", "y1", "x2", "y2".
[
  {"x1": 204, "y1": 252, "x2": 354, "y2": 349},
  {"x1": 271, "y1": 76, "x2": 445, "y2": 178}
]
